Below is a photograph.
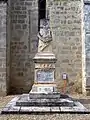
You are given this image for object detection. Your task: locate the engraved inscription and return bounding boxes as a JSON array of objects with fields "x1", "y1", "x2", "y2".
[
  {"x1": 36, "y1": 70, "x2": 54, "y2": 83},
  {"x1": 38, "y1": 86, "x2": 53, "y2": 93}
]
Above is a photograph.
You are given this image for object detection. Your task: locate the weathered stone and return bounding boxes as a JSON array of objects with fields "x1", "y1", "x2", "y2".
[
  {"x1": 18, "y1": 20, "x2": 25, "y2": 23},
  {"x1": 47, "y1": 0, "x2": 82, "y2": 94},
  {"x1": 15, "y1": 6, "x2": 21, "y2": 10},
  {"x1": 18, "y1": 15, "x2": 27, "y2": 19},
  {"x1": 9, "y1": 0, "x2": 38, "y2": 94},
  {"x1": 25, "y1": 2, "x2": 32, "y2": 6},
  {"x1": 22, "y1": 6, "x2": 26, "y2": 10},
  {"x1": 0, "y1": 0, "x2": 86, "y2": 95},
  {"x1": 20, "y1": 2, "x2": 24, "y2": 5},
  {"x1": 0, "y1": 2, "x2": 6, "y2": 96},
  {"x1": 1, "y1": 94, "x2": 89, "y2": 114},
  {"x1": 22, "y1": 24, "x2": 27, "y2": 29},
  {"x1": 15, "y1": 24, "x2": 21, "y2": 29}
]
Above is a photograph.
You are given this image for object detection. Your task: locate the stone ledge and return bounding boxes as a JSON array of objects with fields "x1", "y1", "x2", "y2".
[{"x1": 1, "y1": 94, "x2": 90, "y2": 114}]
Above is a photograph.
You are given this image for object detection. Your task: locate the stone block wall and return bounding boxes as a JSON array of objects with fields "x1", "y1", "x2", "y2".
[
  {"x1": 0, "y1": 2, "x2": 7, "y2": 96},
  {"x1": 8, "y1": 0, "x2": 84, "y2": 94},
  {"x1": 0, "y1": 0, "x2": 86, "y2": 95},
  {"x1": 84, "y1": 0, "x2": 90, "y2": 95},
  {"x1": 47, "y1": 0, "x2": 83, "y2": 94},
  {"x1": 10, "y1": 0, "x2": 38, "y2": 94},
  {"x1": 84, "y1": 3, "x2": 90, "y2": 79}
]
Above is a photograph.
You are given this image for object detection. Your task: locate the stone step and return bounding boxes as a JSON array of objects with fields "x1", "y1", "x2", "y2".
[
  {"x1": 16, "y1": 100, "x2": 74, "y2": 107},
  {"x1": 16, "y1": 94, "x2": 74, "y2": 107},
  {"x1": 29, "y1": 93, "x2": 69, "y2": 99},
  {"x1": 16, "y1": 102, "x2": 74, "y2": 107},
  {"x1": 1, "y1": 95, "x2": 89, "y2": 114}
]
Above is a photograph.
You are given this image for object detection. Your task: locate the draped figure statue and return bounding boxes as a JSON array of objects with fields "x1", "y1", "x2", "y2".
[{"x1": 37, "y1": 19, "x2": 52, "y2": 52}]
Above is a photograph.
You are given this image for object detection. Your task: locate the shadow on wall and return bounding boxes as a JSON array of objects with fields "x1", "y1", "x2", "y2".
[{"x1": 0, "y1": 0, "x2": 8, "y2": 3}]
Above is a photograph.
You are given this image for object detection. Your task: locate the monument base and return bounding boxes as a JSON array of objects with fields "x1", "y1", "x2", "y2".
[
  {"x1": 1, "y1": 93, "x2": 89, "y2": 114},
  {"x1": 32, "y1": 52, "x2": 57, "y2": 93},
  {"x1": 30, "y1": 84, "x2": 57, "y2": 93}
]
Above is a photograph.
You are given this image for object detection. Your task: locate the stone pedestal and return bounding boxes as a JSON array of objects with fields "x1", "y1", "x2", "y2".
[{"x1": 30, "y1": 52, "x2": 57, "y2": 93}]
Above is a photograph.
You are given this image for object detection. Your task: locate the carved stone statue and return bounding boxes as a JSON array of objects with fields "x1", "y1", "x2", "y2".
[{"x1": 38, "y1": 19, "x2": 52, "y2": 52}]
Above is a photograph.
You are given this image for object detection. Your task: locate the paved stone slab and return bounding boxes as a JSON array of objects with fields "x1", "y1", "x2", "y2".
[
  {"x1": 73, "y1": 101, "x2": 87, "y2": 111},
  {"x1": 1, "y1": 96, "x2": 20, "y2": 114},
  {"x1": 50, "y1": 107, "x2": 60, "y2": 112},
  {"x1": 1, "y1": 94, "x2": 90, "y2": 114},
  {"x1": 60, "y1": 101, "x2": 88, "y2": 112},
  {"x1": 20, "y1": 107, "x2": 51, "y2": 112}
]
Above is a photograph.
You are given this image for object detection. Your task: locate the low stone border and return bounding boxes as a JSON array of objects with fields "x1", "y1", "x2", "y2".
[{"x1": 1, "y1": 94, "x2": 90, "y2": 114}]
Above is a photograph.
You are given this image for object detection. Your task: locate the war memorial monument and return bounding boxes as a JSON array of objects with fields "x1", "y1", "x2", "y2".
[{"x1": 1, "y1": 19, "x2": 89, "y2": 114}]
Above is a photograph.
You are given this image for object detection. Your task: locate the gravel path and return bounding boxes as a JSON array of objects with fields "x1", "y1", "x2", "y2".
[{"x1": 0, "y1": 95, "x2": 90, "y2": 120}]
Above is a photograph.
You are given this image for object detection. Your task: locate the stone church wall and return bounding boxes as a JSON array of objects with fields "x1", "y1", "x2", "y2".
[
  {"x1": 84, "y1": 0, "x2": 90, "y2": 94},
  {"x1": 0, "y1": 2, "x2": 7, "y2": 96},
  {"x1": 10, "y1": 0, "x2": 38, "y2": 94},
  {"x1": 9, "y1": 0, "x2": 83, "y2": 94},
  {"x1": 0, "y1": 0, "x2": 83, "y2": 95},
  {"x1": 0, "y1": 0, "x2": 85, "y2": 95},
  {"x1": 47, "y1": 0, "x2": 83, "y2": 93}
]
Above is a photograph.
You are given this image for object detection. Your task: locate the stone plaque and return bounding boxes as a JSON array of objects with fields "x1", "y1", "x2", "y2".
[
  {"x1": 36, "y1": 70, "x2": 54, "y2": 83},
  {"x1": 37, "y1": 86, "x2": 54, "y2": 93}
]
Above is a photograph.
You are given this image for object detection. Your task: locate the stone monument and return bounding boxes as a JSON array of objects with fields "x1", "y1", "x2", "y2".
[
  {"x1": 30, "y1": 19, "x2": 57, "y2": 93},
  {"x1": 1, "y1": 19, "x2": 89, "y2": 114}
]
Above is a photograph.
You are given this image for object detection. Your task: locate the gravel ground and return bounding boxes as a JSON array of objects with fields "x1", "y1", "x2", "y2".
[{"x1": 0, "y1": 94, "x2": 90, "y2": 120}]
